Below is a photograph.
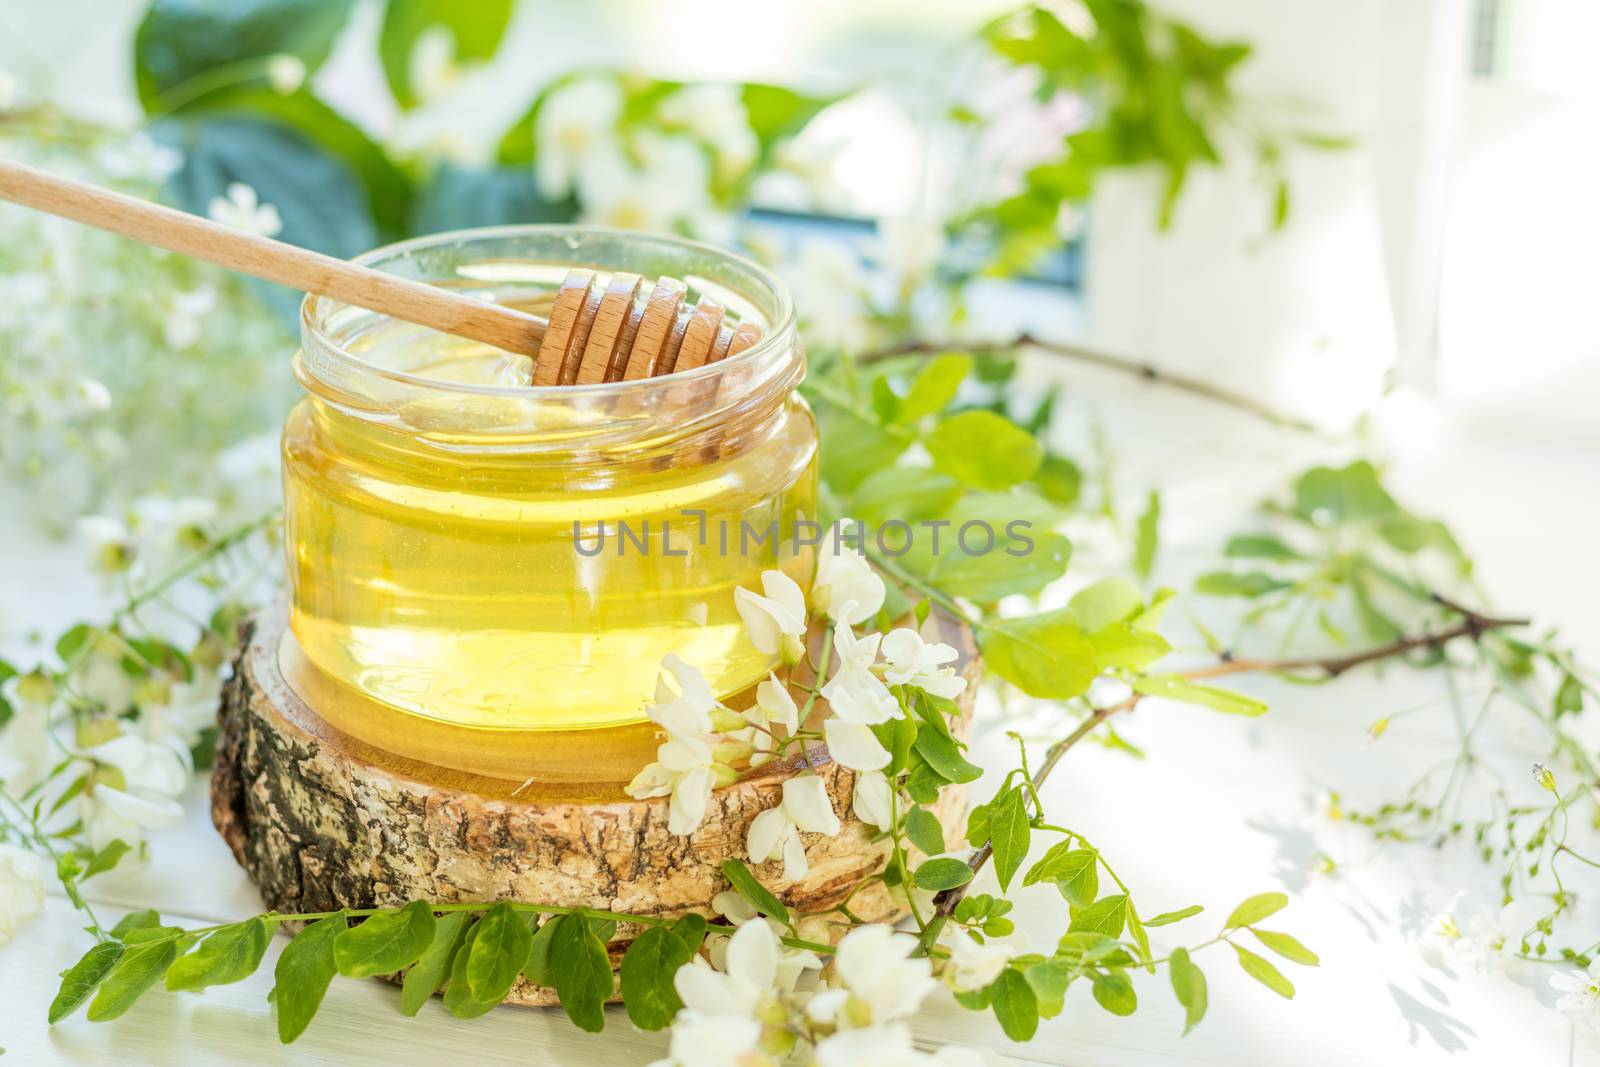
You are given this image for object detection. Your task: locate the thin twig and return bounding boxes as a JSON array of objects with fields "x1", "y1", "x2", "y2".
[{"x1": 932, "y1": 596, "x2": 1527, "y2": 918}]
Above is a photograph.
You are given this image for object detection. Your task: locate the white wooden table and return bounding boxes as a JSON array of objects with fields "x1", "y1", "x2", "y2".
[{"x1": 4, "y1": 355, "x2": 1599, "y2": 1066}]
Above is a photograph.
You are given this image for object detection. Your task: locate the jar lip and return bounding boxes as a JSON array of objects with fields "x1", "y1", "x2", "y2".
[{"x1": 298, "y1": 223, "x2": 799, "y2": 400}]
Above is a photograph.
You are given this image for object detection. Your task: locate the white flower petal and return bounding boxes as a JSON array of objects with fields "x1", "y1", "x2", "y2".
[
  {"x1": 724, "y1": 917, "x2": 778, "y2": 990},
  {"x1": 747, "y1": 806, "x2": 790, "y2": 865},
  {"x1": 782, "y1": 774, "x2": 841, "y2": 836},
  {"x1": 825, "y1": 720, "x2": 891, "y2": 771}
]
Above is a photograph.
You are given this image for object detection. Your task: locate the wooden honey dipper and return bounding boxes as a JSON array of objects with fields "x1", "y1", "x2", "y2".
[{"x1": 0, "y1": 159, "x2": 762, "y2": 380}]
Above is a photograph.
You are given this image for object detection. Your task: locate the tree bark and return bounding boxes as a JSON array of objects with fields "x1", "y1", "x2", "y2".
[{"x1": 211, "y1": 605, "x2": 975, "y2": 1006}]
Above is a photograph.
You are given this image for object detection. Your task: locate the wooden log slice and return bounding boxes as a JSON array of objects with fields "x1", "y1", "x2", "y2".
[{"x1": 211, "y1": 603, "x2": 977, "y2": 1007}]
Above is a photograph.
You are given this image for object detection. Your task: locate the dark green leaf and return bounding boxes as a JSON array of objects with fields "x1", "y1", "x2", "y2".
[
  {"x1": 619, "y1": 925, "x2": 694, "y2": 1031},
  {"x1": 903, "y1": 807, "x2": 947, "y2": 857},
  {"x1": 915, "y1": 858, "x2": 975, "y2": 891},
  {"x1": 989, "y1": 967, "x2": 1039, "y2": 1041},
  {"x1": 1092, "y1": 970, "x2": 1137, "y2": 1015},
  {"x1": 551, "y1": 915, "x2": 614, "y2": 1033},
  {"x1": 523, "y1": 916, "x2": 560, "y2": 987},
  {"x1": 166, "y1": 917, "x2": 270, "y2": 992},
  {"x1": 721, "y1": 860, "x2": 791, "y2": 926},
  {"x1": 49, "y1": 941, "x2": 124, "y2": 1024},
  {"x1": 926, "y1": 411, "x2": 1043, "y2": 490},
  {"x1": 1169, "y1": 946, "x2": 1207, "y2": 1033},
  {"x1": 333, "y1": 901, "x2": 435, "y2": 978},
  {"x1": 443, "y1": 922, "x2": 499, "y2": 1019},
  {"x1": 1225, "y1": 892, "x2": 1288, "y2": 928},
  {"x1": 88, "y1": 937, "x2": 179, "y2": 1021},
  {"x1": 378, "y1": 0, "x2": 513, "y2": 108},
  {"x1": 273, "y1": 913, "x2": 344, "y2": 1042},
  {"x1": 1233, "y1": 943, "x2": 1294, "y2": 998},
  {"x1": 1133, "y1": 675, "x2": 1267, "y2": 716},
  {"x1": 1068, "y1": 894, "x2": 1127, "y2": 938},
  {"x1": 1251, "y1": 929, "x2": 1319, "y2": 966},
  {"x1": 401, "y1": 910, "x2": 470, "y2": 1016},
  {"x1": 988, "y1": 787, "x2": 1031, "y2": 892},
  {"x1": 912, "y1": 724, "x2": 983, "y2": 784},
  {"x1": 466, "y1": 903, "x2": 533, "y2": 1003}
]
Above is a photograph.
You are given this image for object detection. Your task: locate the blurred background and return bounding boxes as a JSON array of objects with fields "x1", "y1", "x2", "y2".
[{"x1": 1, "y1": 0, "x2": 1596, "y2": 526}]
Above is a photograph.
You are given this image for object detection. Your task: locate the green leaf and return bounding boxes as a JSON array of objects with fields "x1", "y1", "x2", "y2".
[
  {"x1": 1233, "y1": 943, "x2": 1295, "y2": 998},
  {"x1": 740, "y1": 82, "x2": 837, "y2": 154},
  {"x1": 817, "y1": 406, "x2": 910, "y2": 494},
  {"x1": 915, "y1": 858, "x2": 975, "y2": 891},
  {"x1": 1133, "y1": 490, "x2": 1160, "y2": 579},
  {"x1": 523, "y1": 916, "x2": 560, "y2": 987},
  {"x1": 851, "y1": 467, "x2": 963, "y2": 529},
  {"x1": 896, "y1": 489, "x2": 1071, "y2": 602},
  {"x1": 272, "y1": 913, "x2": 344, "y2": 1042},
  {"x1": 134, "y1": 0, "x2": 357, "y2": 112},
  {"x1": 110, "y1": 909, "x2": 162, "y2": 938},
  {"x1": 893, "y1": 353, "x2": 972, "y2": 424},
  {"x1": 989, "y1": 967, "x2": 1039, "y2": 1041},
  {"x1": 379, "y1": 0, "x2": 513, "y2": 109},
  {"x1": 1144, "y1": 905, "x2": 1204, "y2": 927},
  {"x1": 1224, "y1": 534, "x2": 1302, "y2": 560},
  {"x1": 873, "y1": 714, "x2": 919, "y2": 777},
  {"x1": 166, "y1": 917, "x2": 270, "y2": 992},
  {"x1": 401, "y1": 910, "x2": 470, "y2": 1016},
  {"x1": 988, "y1": 787, "x2": 1031, "y2": 892},
  {"x1": 980, "y1": 611, "x2": 1098, "y2": 699},
  {"x1": 1226, "y1": 892, "x2": 1288, "y2": 928},
  {"x1": 1291, "y1": 460, "x2": 1396, "y2": 526},
  {"x1": 1092, "y1": 970, "x2": 1137, "y2": 1015},
  {"x1": 1251, "y1": 929, "x2": 1319, "y2": 966},
  {"x1": 1169, "y1": 946, "x2": 1208, "y2": 1033},
  {"x1": 1033, "y1": 454, "x2": 1083, "y2": 507},
  {"x1": 1554, "y1": 671, "x2": 1584, "y2": 717},
  {"x1": 551, "y1": 915, "x2": 614, "y2": 1033},
  {"x1": 1089, "y1": 623, "x2": 1171, "y2": 672},
  {"x1": 1069, "y1": 578, "x2": 1144, "y2": 633},
  {"x1": 87, "y1": 937, "x2": 179, "y2": 1021},
  {"x1": 1068, "y1": 894, "x2": 1127, "y2": 938},
  {"x1": 55, "y1": 623, "x2": 95, "y2": 664},
  {"x1": 49, "y1": 941, "x2": 124, "y2": 1024},
  {"x1": 466, "y1": 902, "x2": 534, "y2": 1003},
  {"x1": 443, "y1": 922, "x2": 499, "y2": 1019},
  {"x1": 721, "y1": 860, "x2": 791, "y2": 926},
  {"x1": 333, "y1": 901, "x2": 436, "y2": 978},
  {"x1": 1132, "y1": 675, "x2": 1267, "y2": 716},
  {"x1": 926, "y1": 411, "x2": 1043, "y2": 490},
  {"x1": 619, "y1": 925, "x2": 694, "y2": 1031},
  {"x1": 903, "y1": 807, "x2": 947, "y2": 857},
  {"x1": 82, "y1": 840, "x2": 132, "y2": 880},
  {"x1": 1195, "y1": 572, "x2": 1292, "y2": 598},
  {"x1": 912, "y1": 724, "x2": 984, "y2": 784},
  {"x1": 1024, "y1": 958, "x2": 1070, "y2": 1018},
  {"x1": 1029, "y1": 847, "x2": 1097, "y2": 907}
]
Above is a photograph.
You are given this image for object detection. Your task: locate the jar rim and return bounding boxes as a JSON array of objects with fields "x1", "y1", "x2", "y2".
[{"x1": 297, "y1": 223, "x2": 799, "y2": 401}]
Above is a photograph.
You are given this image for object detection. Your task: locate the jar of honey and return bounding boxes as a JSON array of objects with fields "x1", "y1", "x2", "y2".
[{"x1": 280, "y1": 227, "x2": 816, "y2": 780}]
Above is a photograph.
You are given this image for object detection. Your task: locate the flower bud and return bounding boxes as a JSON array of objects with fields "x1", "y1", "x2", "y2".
[
  {"x1": 75, "y1": 717, "x2": 122, "y2": 750},
  {"x1": 16, "y1": 669, "x2": 55, "y2": 704},
  {"x1": 779, "y1": 632, "x2": 806, "y2": 668},
  {"x1": 710, "y1": 707, "x2": 748, "y2": 733},
  {"x1": 1534, "y1": 762, "x2": 1557, "y2": 792}
]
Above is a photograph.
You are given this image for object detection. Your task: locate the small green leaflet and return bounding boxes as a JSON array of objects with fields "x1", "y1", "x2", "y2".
[
  {"x1": 1143, "y1": 904, "x2": 1204, "y2": 927},
  {"x1": 1092, "y1": 970, "x2": 1137, "y2": 1015},
  {"x1": 466, "y1": 902, "x2": 534, "y2": 1003},
  {"x1": 272, "y1": 913, "x2": 345, "y2": 1043},
  {"x1": 1225, "y1": 892, "x2": 1288, "y2": 929},
  {"x1": 912, "y1": 725, "x2": 983, "y2": 784},
  {"x1": 1028, "y1": 847, "x2": 1098, "y2": 908},
  {"x1": 914, "y1": 858, "x2": 975, "y2": 891},
  {"x1": 166, "y1": 917, "x2": 271, "y2": 992},
  {"x1": 49, "y1": 941, "x2": 124, "y2": 1024},
  {"x1": 892, "y1": 352, "x2": 972, "y2": 424},
  {"x1": 1194, "y1": 572, "x2": 1291, "y2": 598},
  {"x1": 333, "y1": 900, "x2": 436, "y2": 977},
  {"x1": 550, "y1": 914, "x2": 614, "y2": 1033},
  {"x1": 989, "y1": 967, "x2": 1039, "y2": 1041},
  {"x1": 443, "y1": 923, "x2": 499, "y2": 1020},
  {"x1": 1024, "y1": 959, "x2": 1069, "y2": 1019},
  {"x1": 111, "y1": 909, "x2": 161, "y2": 937},
  {"x1": 1168, "y1": 946, "x2": 1207, "y2": 1033},
  {"x1": 721, "y1": 859, "x2": 791, "y2": 926},
  {"x1": 619, "y1": 925, "x2": 695, "y2": 1031},
  {"x1": 401, "y1": 910, "x2": 470, "y2": 1016},
  {"x1": 1224, "y1": 534, "x2": 1302, "y2": 560},
  {"x1": 82, "y1": 840, "x2": 131, "y2": 880},
  {"x1": 979, "y1": 611, "x2": 1099, "y2": 700},
  {"x1": 926, "y1": 410, "x2": 1043, "y2": 490},
  {"x1": 1233, "y1": 943, "x2": 1295, "y2": 998},
  {"x1": 1251, "y1": 929, "x2": 1319, "y2": 966},
  {"x1": 1132, "y1": 675, "x2": 1267, "y2": 717},
  {"x1": 1068, "y1": 894, "x2": 1127, "y2": 938},
  {"x1": 903, "y1": 807, "x2": 947, "y2": 857},
  {"x1": 988, "y1": 787, "x2": 1031, "y2": 892},
  {"x1": 88, "y1": 937, "x2": 179, "y2": 1022},
  {"x1": 1068, "y1": 577, "x2": 1143, "y2": 633},
  {"x1": 1133, "y1": 489, "x2": 1160, "y2": 579}
]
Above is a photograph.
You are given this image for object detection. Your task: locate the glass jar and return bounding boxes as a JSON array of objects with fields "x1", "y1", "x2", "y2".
[{"x1": 280, "y1": 226, "x2": 815, "y2": 779}]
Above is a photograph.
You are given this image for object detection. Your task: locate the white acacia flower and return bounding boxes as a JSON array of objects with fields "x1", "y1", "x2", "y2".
[
  {"x1": 648, "y1": 1009, "x2": 772, "y2": 1067},
  {"x1": 1551, "y1": 961, "x2": 1600, "y2": 1033},
  {"x1": 777, "y1": 239, "x2": 870, "y2": 351},
  {"x1": 626, "y1": 733, "x2": 721, "y2": 835},
  {"x1": 658, "y1": 83, "x2": 758, "y2": 180},
  {"x1": 78, "y1": 731, "x2": 191, "y2": 852},
  {"x1": 821, "y1": 623, "x2": 897, "y2": 726},
  {"x1": 1454, "y1": 902, "x2": 1535, "y2": 976},
  {"x1": 72, "y1": 377, "x2": 112, "y2": 415},
  {"x1": 164, "y1": 286, "x2": 218, "y2": 349},
  {"x1": 813, "y1": 924, "x2": 936, "y2": 1029},
  {"x1": 0, "y1": 844, "x2": 45, "y2": 945},
  {"x1": 207, "y1": 182, "x2": 282, "y2": 238},
  {"x1": 712, "y1": 889, "x2": 760, "y2": 926},
  {"x1": 873, "y1": 216, "x2": 946, "y2": 293},
  {"x1": 132, "y1": 494, "x2": 219, "y2": 573},
  {"x1": 648, "y1": 654, "x2": 720, "y2": 740},
  {"x1": 748, "y1": 774, "x2": 841, "y2": 880},
  {"x1": 754, "y1": 674, "x2": 800, "y2": 734},
  {"x1": 577, "y1": 133, "x2": 713, "y2": 233},
  {"x1": 735, "y1": 569, "x2": 807, "y2": 660},
  {"x1": 407, "y1": 26, "x2": 460, "y2": 104},
  {"x1": 677, "y1": 917, "x2": 787, "y2": 1015},
  {"x1": 266, "y1": 53, "x2": 306, "y2": 95},
  {"x1": 851, "y1": 769, "x2": 894, "y2": 831},
  {"x1": 813, "y1": 1024, "x2": 929, "y2": 1067},
  {"x1": 813, "y1": 548, "x2": 886, "y2": 625},
  {"x1": 78, "y1": 514, "x2": 136, "y2": 575},
  {"x1": 0, "y1": 672, "x2": 55, "y2": 789},
  {"x1": 943, "y1": 931, "x2": 1026, "y2": 992},
  {"x1": 138, "y1": 673, "x2": 223, "y2": 748},
  {"x1": 824, "y1": 720, "x2": 891, "y2": 773},
  {"x1": 535, "y1": 77, "x2": 624, "y2": 200},
  {"x1": 880, "y1": 629, "x2": 966, "y2": 700},
  {"x1": 97, "y1": 132, "x2": 182, "y2": 184}
]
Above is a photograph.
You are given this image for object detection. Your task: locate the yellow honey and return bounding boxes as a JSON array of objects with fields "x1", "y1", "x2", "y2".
[{"x1": 280, "y1": 228, "x2": 814, "y2": 773}]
